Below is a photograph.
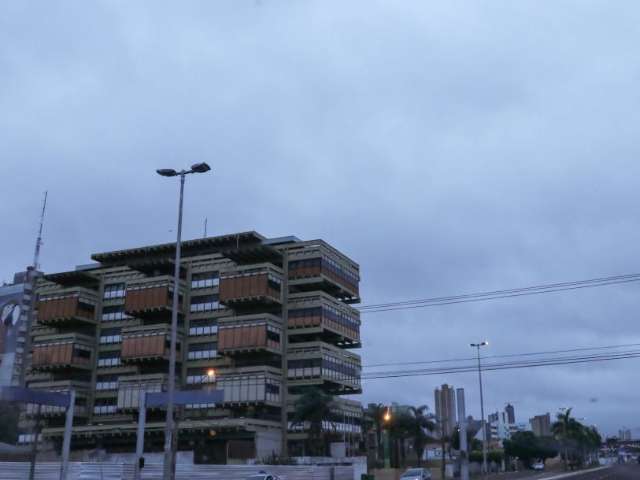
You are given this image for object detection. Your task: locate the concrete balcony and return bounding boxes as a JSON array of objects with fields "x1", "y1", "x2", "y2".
[
  {"x1": 121, "y1": 324, "x2": 179, "y2": 363},
  {"x1": 124, "y1": 276, "x2": 185, "y2": 318},
  {"x1": 219, "y1": 264, "x2": 283, "y2": 307},
  {"x1": 25, "y1": 380, "x2": 90, "y2": 418},
  {"x1": 287, "y1": 341, "x2": 361, "y2": 394},
  {"x1": 31, "y1": 333, "x2": 94, "y2": 372},
  {"x1": 288, "y1": 292, "x2": 361, "y2": 348},
  {"x1": 37, "y1": 287, "x2": 98, "y2": 327},
  {"x1": 218, "y1": 314, "x2": 283, "y2": 356},
  {"x1": 286, "y1": 241, "x2": 360, "y2": 303}
]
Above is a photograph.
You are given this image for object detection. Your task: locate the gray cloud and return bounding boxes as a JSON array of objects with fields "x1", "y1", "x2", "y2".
[{"x1": 3, "y1": 0, "x2": 640, "y2": 435}]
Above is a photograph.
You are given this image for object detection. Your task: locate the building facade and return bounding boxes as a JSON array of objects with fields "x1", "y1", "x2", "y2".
[
  {"x1": 434, "y1": 384, "x2": 456, "y2": 437},
  {"x1": 529, "y1": 413, "x2": 552, "y2": 437},
  {"x1": 22, "y1": 232, "x2": 362, "y2": 462},
  {"x1": 0, "y1": 269, "x2": 37, "y2": 387},
  {"x1": 505, "y1": 403, "x2": 515, "y2": 424}
]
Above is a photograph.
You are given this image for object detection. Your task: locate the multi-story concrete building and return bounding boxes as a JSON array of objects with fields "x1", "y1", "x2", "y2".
[
  {"x1": 22, "y1": 232, "x2": 362, "y2": 463},
  {"x1": 434, "y1": 384, "x2": 456, "y2": 437},
  {"x1": 530, "y1": 413, "x2": 552, "y2": 437}
]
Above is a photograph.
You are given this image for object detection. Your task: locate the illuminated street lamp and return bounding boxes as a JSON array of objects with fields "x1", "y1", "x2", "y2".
[
  {"x1": 382, "y1": 406, "x2": 392, "y2": 468},
  {"x1": 156, "y1": 162, "x2": 211, "y2": 480}
]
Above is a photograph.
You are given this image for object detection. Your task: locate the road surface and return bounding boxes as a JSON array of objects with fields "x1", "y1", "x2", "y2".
[
  {"x1": 540, "y1": 464, "x2": 640, "y2": 479},
  {"x1": 484, "y1": 465, "x2": 639, "y2": 480}
]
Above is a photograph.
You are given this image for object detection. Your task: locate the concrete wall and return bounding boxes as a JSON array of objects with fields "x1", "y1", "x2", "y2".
[
  {"x1": 255, "y1": 429, "x2": 282, "y2": 460},
  {"x1": 0, "y1": 461, "x2": 354, "y2": 480}
]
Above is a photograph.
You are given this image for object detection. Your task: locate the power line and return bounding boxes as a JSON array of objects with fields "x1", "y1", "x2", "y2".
[
  {"x1": 361, "y1": 350, "x2": 640, "y2": 380},
  {"x1": 363, "y1": 342, "x2": 640, "y2": 369},
  {"x1": 358, "y1": 273, "x2": 640, "y2": 314}
]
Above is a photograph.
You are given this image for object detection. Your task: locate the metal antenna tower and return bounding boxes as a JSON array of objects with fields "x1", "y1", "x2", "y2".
[{"x1": 32, "y1": 191, "x2": 48, "y2": 270}]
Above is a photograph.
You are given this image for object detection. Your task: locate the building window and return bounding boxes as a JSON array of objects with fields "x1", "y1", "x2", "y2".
[
  {"x1": 186, "y1": 368, "x2": 217, "y2": 385},
  {"x1": 97, "y1": 351, "x2": 121, "y2": 368},
  {"x1": 96, "y1": 375, "x2": 118, "y2": 390},
  {"x1": 190, "y1": 295, "x2": 220, "y2": 313},
  {"x1": 187, "y1": 342, "x2": 217, "y2": 360},
  {"x1": 93, "y1": 399, "x2": 117, "y2": 415},
  {"x1": 103, "y1": 283, "x2": 126, "y2": 299},
  {"x1": 189, "y1": 318, "x2": 218, "y2": 336},
  {"x1": 99, "y1": 328, "x2": 122, "y2": 344},
  {"x1": 102, "y1": 305, "x2": 130, "y2": 322},
  {"x1": 191, "y1": 272, "x2": 219, "y2": 289}
]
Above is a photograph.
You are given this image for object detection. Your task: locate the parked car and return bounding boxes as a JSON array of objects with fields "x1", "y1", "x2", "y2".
[
  {"x1": 400, "y1": 467, "x2": 432, "y2": 480},
  {"x1": 532, "y1": 461, "x2": 545, "y2": 471},
  {"x1": 246, "y1": 472, "x2": 281, "y2": 480}
]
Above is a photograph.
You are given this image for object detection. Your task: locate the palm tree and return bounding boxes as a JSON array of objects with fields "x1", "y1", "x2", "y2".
[
  {"x1": 291, "y1": 388, "x2": 336, "y2": 456},
  {"x1": 552, "y1": 409, "x2": 602, "y2": 469},
  {"x1": 552, "y1": 408, "x2": 575, "y2": 470},
  {"x1": 408, "y1": 405, "x2": 436, "y2": 466}
]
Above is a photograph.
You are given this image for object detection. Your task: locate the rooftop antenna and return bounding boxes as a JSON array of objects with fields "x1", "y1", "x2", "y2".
[
  {"x1": 33, "y1": 191, "x2": 48, "y2": 270},
  {"x1": 204, "y1": 217, "x2": 208, "y2": 238}
]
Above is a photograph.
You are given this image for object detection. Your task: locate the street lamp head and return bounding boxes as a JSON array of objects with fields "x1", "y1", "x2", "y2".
[
  {"x1": 207, "y1": 368, "x2": 216, "y2": 379},
  {"x1": 482, "y1": 341, "x2": 489, "y2": 346},
  {"x1": 383, "y1": 407, "x2": 392, "y2": 423},
  {"x1": 157, "y1": 168, "x2": 178, "y2": 177},
  {"x1": 190, "y1": 162, "x2": 211, "y2": 173}
]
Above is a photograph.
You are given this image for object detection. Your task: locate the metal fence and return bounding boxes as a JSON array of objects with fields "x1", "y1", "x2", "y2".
[{"x1": 0, "y1": 462, "x2": 353, "y2": 480}]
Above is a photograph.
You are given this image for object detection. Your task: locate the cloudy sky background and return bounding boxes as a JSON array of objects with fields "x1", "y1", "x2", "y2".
[{"x1": 3, "y1": 1, "x2": 640, "y2": 435}]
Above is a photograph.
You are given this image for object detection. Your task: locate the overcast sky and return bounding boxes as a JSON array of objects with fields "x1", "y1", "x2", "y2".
[{"x1": 3, "y1": 1, "x2": 640, "y2": 436}]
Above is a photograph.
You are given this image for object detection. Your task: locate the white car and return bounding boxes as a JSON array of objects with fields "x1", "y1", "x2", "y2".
[
  {"x1": 532, "y1": 461, "x2": 545, "y2": 471},
  {"x1": 400, "y1": 468, "x2": 432, "y2": 480},
  {"x1": 246, "y1": 473, "x2": 281, "y2": 480}
]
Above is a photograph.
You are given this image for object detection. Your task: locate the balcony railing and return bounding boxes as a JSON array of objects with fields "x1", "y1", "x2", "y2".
[
  {"x1": 121, "y1": 325, "x2": 175, "y2": 362},
  {"x1": 24, "y1": 380, "x2": 90, "y2": 417},
  {"x1": 31, "y1": 335, "x2": 94, "y2": 371},
  {"x1": 286, "y1": 242, "x2": 360, "y2": 302},
  {"x1": 37, "y1": 288, "x2": 98, "y2": 326},
  {"x1": 288, "y1": 292, "x2": 361, "y2": 347},
  {"x1": 124, "y1": 276, "x2": 184, "y2": 316},
  {"x1": 219, "y1": 264, "x2": 282, "y2": 306},
  {"x1": 218, "y1": 314, "x2": 282, "y2": 355},
  {"x1": 217, "y1": 368, "x2": 281, "y2": 405},
  {"x1": 287, "y1": 342, "x2": 361, "y2": 393},
  {"x1": 117, "y1": 374, "x2": 167, "y2": 410}
]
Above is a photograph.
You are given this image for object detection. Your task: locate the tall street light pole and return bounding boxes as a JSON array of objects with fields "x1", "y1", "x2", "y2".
[
  {"x1": 157, "y1": 162, "x2": 211, "y2": 480},
  {"x1": 471, "y1": 341, "x2": 489, "y2": 476}
]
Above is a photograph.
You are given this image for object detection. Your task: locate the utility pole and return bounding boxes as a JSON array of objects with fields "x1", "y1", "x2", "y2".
[
  {"x1": 457, "y1": 388, "x2": 469, "y2": 480},
  {"x1": 439, "y1": 417, "x2": 448, "y2": 480},
  {"x1": 471, "y1": 341, "x2": 489, "y2": 476}
]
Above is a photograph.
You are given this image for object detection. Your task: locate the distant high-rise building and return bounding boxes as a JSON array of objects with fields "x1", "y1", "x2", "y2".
[
  {"x1": 505, "y1": 403, "x2": 515, "y2": 424},
  {"x1": 618, "y1": 429, "x2": 632, "y2": 441},
  {"x1": 530, "y1": 413, "x2": 552, "y2": 437},
  {"x1": 434, "y1": 384, "x2": 457, "y2": 437}
]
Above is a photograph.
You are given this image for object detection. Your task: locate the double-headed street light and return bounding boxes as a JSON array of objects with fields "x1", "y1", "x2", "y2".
[
  {"x1": 470, "y1": 341, "x2": 489, "y2": 476},
  {"x1": 156, "y1": 162, "x2": 211, "y2": 480}
]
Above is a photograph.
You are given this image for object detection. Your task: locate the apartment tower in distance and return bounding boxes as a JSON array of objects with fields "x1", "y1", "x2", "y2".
[
  {"x1": 434, "y1": 384, "x2": 457, "y2": 437},
  {"x1": 23, "y1": 232, "x2": 362, "y2": 462},
  {"x1": 529, "y1": 413, "x2": 551, "y2": 437}
]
